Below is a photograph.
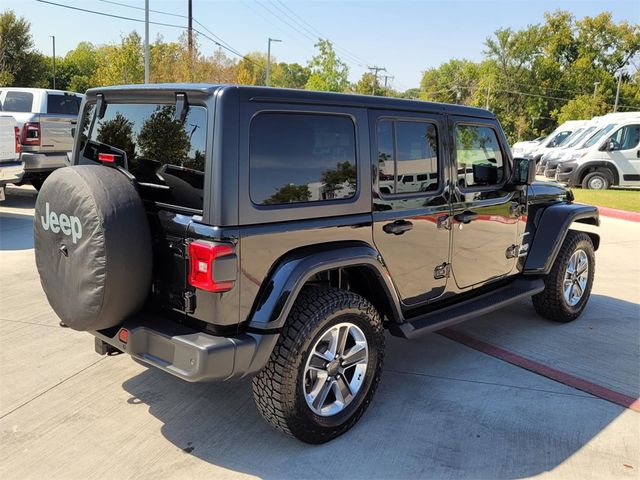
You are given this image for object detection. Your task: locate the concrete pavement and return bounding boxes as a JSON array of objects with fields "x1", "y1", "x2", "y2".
[{"x1": 0, "y1": 185, "x2": 638, "y2": 479}]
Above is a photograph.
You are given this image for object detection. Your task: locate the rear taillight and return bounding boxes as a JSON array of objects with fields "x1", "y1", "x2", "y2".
[
  {"x1": 14, "y1": 127, "x2": 21, "y2": 154},
  {"x1": 20, "y1": 122, "x2": 41, "y2": 146},
  {"x1": 188, "y1": 241, "x2": 236, "y2": 292}
]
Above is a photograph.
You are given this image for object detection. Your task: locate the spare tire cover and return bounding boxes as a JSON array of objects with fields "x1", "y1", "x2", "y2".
[{"x1": 34, "y1": 165, "x2": 152, "y2": 331}]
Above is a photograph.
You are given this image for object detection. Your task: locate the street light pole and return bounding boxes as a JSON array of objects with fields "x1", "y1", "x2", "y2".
[
  {"x1": 144, "y1": 0, "x2": 149, "y2": 83},
  {"x1": 266, "y1": 38, "x2": 282, "y2": 86},
  {"x1": 593, "y1": 81, "x2": 600, "y2": 99},
  {"x1": 49, "y1": 35, "x2": 56, "y2": 89}
]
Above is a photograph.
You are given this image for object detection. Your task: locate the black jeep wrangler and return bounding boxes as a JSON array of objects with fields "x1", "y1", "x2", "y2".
[{"x1": 34, "y1": 84, "x2": 599, "y2": 444}]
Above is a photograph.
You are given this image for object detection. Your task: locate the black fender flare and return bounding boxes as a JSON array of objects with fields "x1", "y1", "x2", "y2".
[
  {"x1": 575, "y1": 161, "x2": 620, "y2": 186},
  {"x1": 246, "y1": 242, "x2": 402, "y2": 331},
  {"x1": 524, "y1": 202, "x2": 600, "y2": 275}
]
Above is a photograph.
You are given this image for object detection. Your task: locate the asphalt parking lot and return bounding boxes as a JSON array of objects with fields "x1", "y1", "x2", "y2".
[{"x1": 1, "y1": 185, "x2": 638, "y2": 480}]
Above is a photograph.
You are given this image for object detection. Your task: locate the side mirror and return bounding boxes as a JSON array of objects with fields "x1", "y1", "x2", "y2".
[
  {"x1": 607, "y1": 139, "x2": 616, "y2": 151},
  {"x1": 512, "y1": 157, "x2": 536, "y2": 185}
]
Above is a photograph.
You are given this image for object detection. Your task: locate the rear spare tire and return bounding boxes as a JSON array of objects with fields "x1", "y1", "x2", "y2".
[{"x1": 34, "y1": 165, "x2": 152, "y2": 331}]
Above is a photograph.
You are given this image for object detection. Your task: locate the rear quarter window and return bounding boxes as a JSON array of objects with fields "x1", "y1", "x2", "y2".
[
  {"x1": 2, "y1": 91, "x2": 34, "y2": 112},
  {"x1": 249, "y1": 112, "x2": 357, "y2": 205}
]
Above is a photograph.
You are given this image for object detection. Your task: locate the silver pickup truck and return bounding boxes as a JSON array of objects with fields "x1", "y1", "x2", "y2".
[
  {"x1": 0, "y1": 114, "x2": 23, "y2": 200},
  {"x1": 0, "y1": 88, "x2": 83, "y2": 190}
]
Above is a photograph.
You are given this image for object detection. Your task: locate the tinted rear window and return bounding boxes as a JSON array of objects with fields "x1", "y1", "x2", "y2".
[
  {"x1": 2, "y1": 91, "x2": 33, "y2": 112},
  {"x1": 81, "y1": 103, "x2": 208, "y2": 211},
  {"x1": 47, "y1": 94, "x2": 81, "y2": 115},
  {"x1": 249, "y1": 113, "x2": 357, "y2": 205}
]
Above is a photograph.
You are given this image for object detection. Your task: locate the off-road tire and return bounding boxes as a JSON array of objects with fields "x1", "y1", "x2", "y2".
[
  {"x1": 532, "y1": 230, "x2": 595, "y2": 322},
  {"x1": 252, "y1": 286, "x2": 384, "y2": 444},
  {"x1": 581, "y1": 171, "x2": 611, "y2": 190}
]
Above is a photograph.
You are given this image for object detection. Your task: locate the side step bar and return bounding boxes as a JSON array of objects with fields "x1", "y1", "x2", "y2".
[{"x1": 390, "y1": 278, "x2": 545, "y2": 340}]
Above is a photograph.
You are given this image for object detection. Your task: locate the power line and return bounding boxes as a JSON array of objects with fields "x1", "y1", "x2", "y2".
[
  {"x1": 95, "y1": 0, "x2": 246, "y2": 60},
  {"x1": 268, "y1": 0, "x2": 372, "y2": 68},
  {"x1": 35, "y1": 0, "x2": 260, "y2": 67}
]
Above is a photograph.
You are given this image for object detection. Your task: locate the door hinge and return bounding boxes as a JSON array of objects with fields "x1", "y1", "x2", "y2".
[
  {"x1": 434, "y1": 262, "x2": 450, "y2": 280},
  {"x1": 437, "y1": 215, "x2": 452, "y2": 230},
  {"x1": 505, "y1": 244, "x2": 520, "y2": 259}
]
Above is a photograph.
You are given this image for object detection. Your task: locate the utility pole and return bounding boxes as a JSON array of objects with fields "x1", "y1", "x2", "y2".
[
  {"x1": 382, "y1": 74, "x2": 394, "y2": 93},
  {"x1": 266, "y1": 37, "x2": 282, "y2": 86},
  {"x1": 49, "y1": 35, "x2": 56, "y2": 90},
  {"x1": 614, "y1": 71, "x2": 623, "y2": 112},
  {"x1": 593, "y1": 81, "x2": 600, "y2": 99},
  {"x1": 144, "y1": 0, "x2": 149, "y2": 83},
  {"x1": 368, "y1": 66, "x2": 386, "y2": 95},
  {"x1": 188, "y1": 0, "x2": 193, "y2": 73},
  {"x1": 485, "y1": 84, "x2": 491, "y2": 110}
]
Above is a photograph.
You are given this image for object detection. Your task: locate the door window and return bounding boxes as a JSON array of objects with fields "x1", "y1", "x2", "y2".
[
  {"x1": 47, "y1": 94, "x2": 81, "y2": 115},
  {"x1": 609, "y1": 125, "x2": 640, "y2": 151},
  {"x1": 455, "y1": 125, "x2": 504, "y2": 188},
  {"x1": 376, "y1": 119, "x2": 439, "y2": 195}
]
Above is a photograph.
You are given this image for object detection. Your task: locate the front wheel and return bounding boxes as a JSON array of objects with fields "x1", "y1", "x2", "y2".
[
  {"x1": 532, "y1": 231, "x2": 595, "y2": 322},
  {"x1": 252, "y1": 287, "x2": 384, "y2": 444},
  {"x1": 581, "y1": 171, "x2": 610, "y2": 190}
]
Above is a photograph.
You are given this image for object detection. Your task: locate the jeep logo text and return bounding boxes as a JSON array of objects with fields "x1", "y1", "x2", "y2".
[{"x1": 41, "y1": 202, "x2": 82, "y2": 244}]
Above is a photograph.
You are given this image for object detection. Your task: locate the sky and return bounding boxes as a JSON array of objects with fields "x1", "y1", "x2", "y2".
[{"x1": 5, "y1": 0, "x2": 640, "y2": 89}]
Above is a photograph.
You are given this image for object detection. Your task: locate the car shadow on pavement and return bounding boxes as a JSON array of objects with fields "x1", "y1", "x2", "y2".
[
  {"x1": 0, "y1": 212, "x2": 34, "y2": 250},
  {"x1": 2, "y1": 186, "x2": 38, "y2": 210},
  {"x1": 121, "y1": 330, "x2": 629, "y2": 479}
]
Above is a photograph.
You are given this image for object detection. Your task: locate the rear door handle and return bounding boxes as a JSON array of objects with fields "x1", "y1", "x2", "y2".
[
  {"x1": 454, "y1": 211, "x2": 479, "y2": 224},
  {"x1": 383, "y1": 220, "x2": 413, "y2": 235}
]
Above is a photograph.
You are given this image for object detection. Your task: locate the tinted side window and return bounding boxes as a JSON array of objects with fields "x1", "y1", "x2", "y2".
[
  {"x1": 377, "y1": 119, "x2": 439, "y2": 195},
  {"x1": 549, "y1": 130, "x2": 572, "y2": 147},
  {"x1": 83, "y1": 103, "x2": 208, "y2": 210},
  {"x1": 2, "y1": 91, "x2": 34, "y2": 112},
  {"x1": 455, "y1": 125, "x2": 504, "y2": 188},
  {"x1": 609, "y1": 125, "x2": 640, "y2": 151},
  {"x1": 47, "y1": 94, "x2": 80, "y2": 115},
  {"x1": 250, "y1": 113, "x2": 357, "y2": 205}
]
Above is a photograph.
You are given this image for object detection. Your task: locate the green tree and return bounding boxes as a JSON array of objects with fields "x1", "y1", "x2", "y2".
[
  {"x1": 553, "y1": 94, "x2": 609, "y2": 123},
  {"x1": 321, "y1": 161, "x2": 357, "y2": 197},
  {"x1": 137, "y1": 106, "x2": 190, "y2": 165},
  {"x1": 264, "y1": 184, "x2": 311, "y2": 204},
  {"x1": 271, "y1": 62, "x2": 310, "y2": 89},
  {"x1": 236, "y1": 52, "x2": 266, "y2": 85},
  {"x1": 354, "y1": 72, "x2": 386, "y2": 96},
  {"x1": 93, "y1": 32, "x2": 144, "y2": 86},
  {"x1": 0, "y1": 10, "x2": 48, "y2": 86},
  {"x1": 305, "y1": 39, "x2": 349, "y2": 92},
  {"x1": 96, "y1": 113, "x2": 136, "y2": 161}
]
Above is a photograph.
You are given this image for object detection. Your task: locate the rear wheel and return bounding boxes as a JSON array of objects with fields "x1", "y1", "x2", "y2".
[
  {"x1": 252, "y1": 287, "x2": 384, "y2": 444},
  {"x1": 532, "y1": 231, "x2": 595, "y2": 322},
  {"x1": 581, "y1": 171, "x2": 610, "y2": 190}
]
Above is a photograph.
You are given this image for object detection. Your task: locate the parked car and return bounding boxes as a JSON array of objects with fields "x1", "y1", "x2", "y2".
[
  {"x1": 0, "y1": 88, "x2": 83, "y2": 190},
  {"x1": 556, "y1": 116, "x2": 640, "y2": 189},
  {"x1": 33, "y1": 85, "x2": 599, "y2": 444},
  {"x1": 539, "y1": 118, "x2": 604, "y2": 176},
  {"x1": 0, "y1": 114, "x2": 23, "y2": 201}
]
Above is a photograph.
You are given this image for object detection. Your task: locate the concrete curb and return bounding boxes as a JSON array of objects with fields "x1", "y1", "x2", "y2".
[{"x1": 596, "y1": 206, "x2": 640, "y2": 222}]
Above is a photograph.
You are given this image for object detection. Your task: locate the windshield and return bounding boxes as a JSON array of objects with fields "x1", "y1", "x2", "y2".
[
  {"x1": 80, "y1": 102, "x2": 208, "y2": 211},
  {"x1": 558, "y1": 128, "x2": 584, "y2": 147},
  {"x1": 582, "y1": 124, "x2": 616, "y2": 149},
  {"x1": 564, "y1": 126, "x2": 597, "y2": 148}
]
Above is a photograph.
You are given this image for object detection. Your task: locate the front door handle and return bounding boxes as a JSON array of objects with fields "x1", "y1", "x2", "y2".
[
  {"x1": 383, "y1": 220, "x2": 413, "y2": 235},
  {"x1": 454, "y1": 211, "x2": 479, "y2": 224}
]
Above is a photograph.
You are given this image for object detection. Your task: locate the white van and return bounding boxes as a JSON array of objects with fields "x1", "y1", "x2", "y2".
[
  {"x1": 526, "y1": 120, "x2": 588, "y2": 164},
  {"x1": 555, "y1": 116, "x2": 640, "y2": 189}
]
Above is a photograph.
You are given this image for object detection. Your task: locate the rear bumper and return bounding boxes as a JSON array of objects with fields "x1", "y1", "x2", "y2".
[
  {"x1": 93, "y1": 316, "x2": 278, "y2": 382},
  {"x1": 20, "y1": 151, "x2": 70, "y2": 173},
  {"x1": 0, "y1": 160, "x2": 25, "y2": 185}
]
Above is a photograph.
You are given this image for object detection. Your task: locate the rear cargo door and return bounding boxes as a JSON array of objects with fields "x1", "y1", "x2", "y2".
[{"x1": 78, "y1": 98, "x2": 210, "y2": 318}]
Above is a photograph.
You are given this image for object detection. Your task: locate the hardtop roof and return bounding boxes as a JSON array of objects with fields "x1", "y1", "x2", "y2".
[{"x1": 86, "y1": 83, "x2": 495, "y2": 118}]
